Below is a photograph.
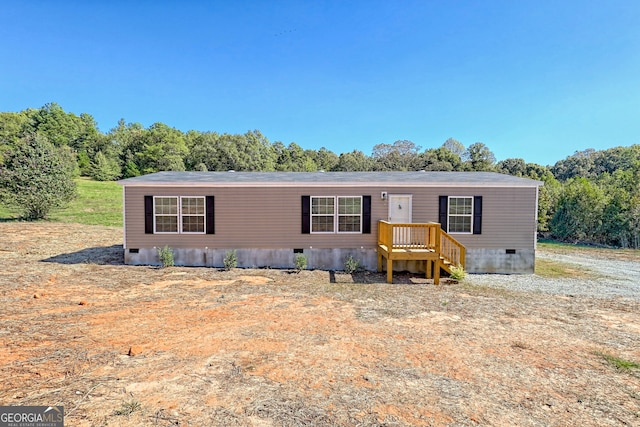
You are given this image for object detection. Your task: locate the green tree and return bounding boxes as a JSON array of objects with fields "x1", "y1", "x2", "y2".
[
  {"x1": 0, "y1": 133, "x2": 77, "y2": 220},
  {"x1": 185, "y1": 130, "x2": 277, "y2": 172},
  {"x1": 0, "y1": 112, "x2": 29, "y2": 164},
  {"x1": 110, "y1": 120, "x2": 147, "y2": 176},
  {"x1": 122, "y1": 157, "x2": 141, "y2": 178},
  {"x1": 274, "y1": 142, "x2": 317, "y2": 171},
  {"x1": 441, "y1": 138, "x2": 465, "y2": 157},
  {"x1": 241, "y1": 130, "x2": 277, "y2": 171},
  {"x1": 24, "y1": 103, "x2": 100, "y2": 153},
  {"x1": 592, "y1": 145, "x2": 640, "y2": 176},
  {"x1": 136, "y1": 122, "x2": 188, "y2": 173},
  {"x1": 312, "y1": 147, "x2": 339, "y2": 172},
  {"x1": 596, "y1": 168, "x2": 640, "y2": 247},
  {"x1": 550, "y1": 178, "x2": 606, "y2": 243},
  {"x1": 464, "y1": 142, "x2": 496, "y2": 171},
  {"x1": 333, "y1": 150, "x2": 374, "y2": 171},
  {"x1": 372, "y1": 140, "x2": 421, "y2": 171},
  {"x1": 185, "y1": 131, "x2": 224, "y2": 171},
  {"x1": 90, "y1": 151, "x2": 121, "y2": 181},
  {"x1": 413, "y1": 147, "x2": 462, "y2": 171},
  {"x1": 536, "y1": 174, "x2": 561, "y2": 233},
  {"x1": 0, "y1": 111, "x2": 29, "y2": 147},
  {"x1": 497, "y1": 158, "x2": 527, "y2": 176},
  {"x1": 551, "y1": 149, "x2": 598, "y2": 181}
]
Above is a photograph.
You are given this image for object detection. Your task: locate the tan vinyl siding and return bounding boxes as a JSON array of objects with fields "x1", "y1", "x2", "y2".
[
  {"x1": 439, "y1": 187, "x2": 538, "y2": 249},
  {"x1": 123, "y1": 185, "x2": 538, "y2": 250}
]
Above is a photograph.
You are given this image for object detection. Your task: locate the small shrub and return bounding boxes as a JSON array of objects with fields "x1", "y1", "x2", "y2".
[
  {"x1": 224, "y1": 250, "x2": 237, "y2": 270},
  {"x1": 344, "y1": 255, "x2": 360, "y2": 274},
  {"x1": 157, "y1": 245, "x2": 174, "y2": 268},
  {"x1": 449, "y1": 264, "x2": 467, "y2": 281},
  {"x1": 294, "y1": 254, "x2": 307, "y2": 272}
]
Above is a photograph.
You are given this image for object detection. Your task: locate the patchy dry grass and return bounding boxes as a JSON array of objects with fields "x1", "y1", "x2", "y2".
[
  {"x1": 595, "y1": 351, "x2": 640, "y2": 372},
  {"x1": 535, "y1": 257, "x2": 601, "y2": 279},
  {"x1": 1, "y1": 223, "x2": 639, "y2": 426},
  {"x1": 538, "y1": 240, "x2": 640, "y2": 262}
]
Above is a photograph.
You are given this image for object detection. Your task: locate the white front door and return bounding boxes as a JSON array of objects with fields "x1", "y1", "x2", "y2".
[
  {"x1": 388, "y1": 195, "x2": 412, "y2": 245},
  {"x1": 388, "y1": 195, "x2": 412, "y2": 223}
]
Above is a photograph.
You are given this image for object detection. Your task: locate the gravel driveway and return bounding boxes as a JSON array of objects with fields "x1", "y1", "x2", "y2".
[{"x1": 468, "y1": 250, "x2": 640, "y2": 300}]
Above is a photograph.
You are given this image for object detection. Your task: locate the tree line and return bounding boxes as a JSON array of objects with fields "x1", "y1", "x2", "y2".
[{"x1": 1, "y1": 103, "x2": 639, "y2": 248}]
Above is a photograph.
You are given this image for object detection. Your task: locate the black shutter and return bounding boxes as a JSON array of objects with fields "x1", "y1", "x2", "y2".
[
  {"x1": 301, "y1": 195, "x2": 310, "y2": 234},
  {"x1": 473, "y1": 196, "x2": 482, "y2": 234},
  {"x1": 362, "y1": 195, "x2": 371, "y2": 234},
  {"x1": 144, "y1": 196, "x2": 154, "y2": 234},
  {"x1": 438, "y1": 196, "x2": 448, "y2": 231},
  {"x1": 206, "y1": 196, "x2": 215, "y2": 234}
]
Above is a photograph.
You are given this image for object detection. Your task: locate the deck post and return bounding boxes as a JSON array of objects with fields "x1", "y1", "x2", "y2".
[
  {"x1": 426, "y1": 259, "x2": 432, "y2": 279},
  {"x1": 386, "y1": 257, "x2": 393, "y2": 284},
  {"x1": 434, "y1": 227, "x2": 441, "y2": 285},
  {"x1": 386, "y1": 223, "x2": 394, "y2": 251}
]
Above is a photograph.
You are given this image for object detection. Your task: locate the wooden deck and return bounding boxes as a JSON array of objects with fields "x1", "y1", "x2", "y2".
[{"x1": 377, "y1": 221, "x2": 465, "y2": 284}]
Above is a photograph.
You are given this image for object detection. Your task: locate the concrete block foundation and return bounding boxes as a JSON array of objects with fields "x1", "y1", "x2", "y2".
[
  {"x1": 125, "y1": 247, "x2": 379, "y2": 271},
  {"x1": 465, "y1": 248, "x2": 536, "y2": 274},
  {"x1": 124, "y1": 247, "x2": 536, "y2": 274}
]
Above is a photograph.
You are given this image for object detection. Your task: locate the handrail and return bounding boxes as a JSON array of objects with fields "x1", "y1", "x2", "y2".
[
  {"x1": 378, "y1": 220, "x2": 465, "y2": 268},
  {"x1": 440, "y1": 230, "x2": 466, "y2": 269}
]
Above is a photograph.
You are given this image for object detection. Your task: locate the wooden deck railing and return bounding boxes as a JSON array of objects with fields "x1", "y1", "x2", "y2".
[
  {"x1": 377, "y1": 221, "x2": 466, "y2": 283},
  {"x1": 440, "y1": 230, "x2": 466, "y2": 269},
  {"x1": 378, "y1": 221, "x2": 439, "y2": 251}
]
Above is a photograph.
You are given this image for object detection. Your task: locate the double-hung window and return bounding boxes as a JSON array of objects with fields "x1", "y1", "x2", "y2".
[
  {"x1": 311, "y1": 197, "x2": 335, "y2": 233},
  {"x1": 311, "y1": 196, "x2": 362, "y2": 233},
  {"x1": 154, "y1": 196, "x2": 205, "y2": 234},
  {"x1": 337, "y1": 196, "x2": 362, "y2": 233},
  {"x1": 181, "y1": 197, "x2": 205, "y2": 233},
  {"x1": 448, "y1": 196, "x2": 473, "y2": 233},
  {"x1": 154, "y1": 197, "x2": 179, "y2": 233}
]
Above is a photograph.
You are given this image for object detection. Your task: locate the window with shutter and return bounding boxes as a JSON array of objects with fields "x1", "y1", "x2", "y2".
[
  {"x1": 144, "y1": 196, "x2": 213, "y2": 234},
  {"x1": 439, "y1": 195, "x2": 483, "y2": 234}
]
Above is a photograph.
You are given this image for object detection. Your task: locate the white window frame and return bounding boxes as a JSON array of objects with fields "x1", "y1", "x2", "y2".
[
  {"x1": 447, "y1": 196, "x2": 473, "y2": 234},
  {"x1": 154, "y1": 196, "x2": 179, "y2": 234},
  {"x1": 337, "y1": 196, "x2": 362, "y2": 234},
  {"x1": 153, "y1": 196, "x2": 206, "y2": 234},
  {"x1": 311, "y1": 196, "x2": 336, "y2": 234},
  {"x1": 310, "y1": 196, "x2": 363, "y2": 234},
  {"x1": 180, "y1": 196, "x2": 206, "y2": 234}
]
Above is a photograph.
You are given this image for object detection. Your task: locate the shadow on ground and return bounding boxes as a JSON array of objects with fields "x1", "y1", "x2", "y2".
[
  {"x1": 42, "y1": 245, "x2": 124, "y2": 265},
  {"x1": 329, "y1": 270, "x2": 439, "y2": 285}
]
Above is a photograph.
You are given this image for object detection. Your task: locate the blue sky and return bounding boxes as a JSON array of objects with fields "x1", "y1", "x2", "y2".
[{"x1": 1, "y1": 1, "x2": 638, "y2": 166}]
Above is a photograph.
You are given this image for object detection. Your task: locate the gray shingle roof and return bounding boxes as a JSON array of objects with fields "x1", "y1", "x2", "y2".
[{"x1": 119, "y1": 171, "x2": 543, "y2": 187}]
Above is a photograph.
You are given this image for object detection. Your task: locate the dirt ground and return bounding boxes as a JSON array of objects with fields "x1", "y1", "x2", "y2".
[{"x1": 1, "y1": 223, "x2": 639, "y2": 426}]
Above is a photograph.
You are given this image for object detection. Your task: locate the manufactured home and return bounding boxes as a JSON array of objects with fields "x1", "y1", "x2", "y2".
[{"x1": 118, "y1": 171, "x2": 542, "y2": 282}]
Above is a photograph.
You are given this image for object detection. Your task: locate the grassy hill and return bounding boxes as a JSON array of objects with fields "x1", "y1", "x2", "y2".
[{"x1": 0, "y1": 178, "x2": 123, "y2": 227}]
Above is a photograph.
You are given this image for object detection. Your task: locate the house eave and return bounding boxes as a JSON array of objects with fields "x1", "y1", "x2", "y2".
[
  {"x1": 118, "y1": 171, "x2": 544, "y2": 188},
  {"x1": 119, "y1": 181, "x2": 542, "y2": 188}
]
